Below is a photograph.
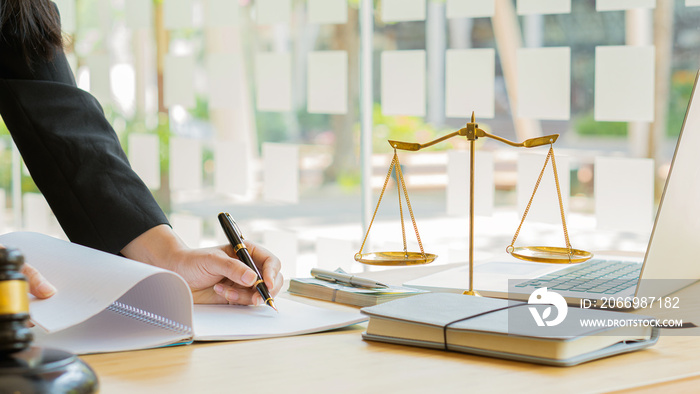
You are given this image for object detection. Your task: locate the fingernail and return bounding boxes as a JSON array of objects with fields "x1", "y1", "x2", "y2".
[
  {"x1": 214, "y1": 284, "x2": 224, "y2": 293},
  {"x1": 242, "y1": 270, "x2": 257, "y2": 287},
  {"x1": 225, "y1": 290, "x2": 239, "y2": 302},
  {"x1": 37, "y1": 282, "x2": 56, "y2": 298}
]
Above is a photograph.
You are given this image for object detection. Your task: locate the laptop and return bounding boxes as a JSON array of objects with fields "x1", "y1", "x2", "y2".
[{"x1": 405, "y1": 69, "x2": 700, "y2": 307}]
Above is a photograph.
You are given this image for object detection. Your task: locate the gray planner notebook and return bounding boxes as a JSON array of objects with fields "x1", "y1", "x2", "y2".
[{"x1": 361, "y1": 293, "x2": 659, "y2": 367}]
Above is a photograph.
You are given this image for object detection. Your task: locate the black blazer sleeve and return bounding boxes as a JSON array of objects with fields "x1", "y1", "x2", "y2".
[{"x1": 0, "y1": 38, "x2": 169, "y2": 254}]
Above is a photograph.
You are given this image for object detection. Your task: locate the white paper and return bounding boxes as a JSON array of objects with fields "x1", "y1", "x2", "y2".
[
  {"x1": 447, "y1": 150, "x2": 494, "y2": 216},
  {"x1": 517, "y1": 0, "x2": 571, "y2": 15},
  {"x1": 22, "y1": 193, "x2": 51, "y2": 234},
  {"x1": 204, "y1": 0, "x2": 239, "y2": 27},
  {"x1": 517, "y1": 47, "x2": 570, "y2": 120},
  {"x1": 256, "y1": 53, "x2": 292, "y2": 112},
  {"x1": 164, "y1": 0, "x2": 194, "y2": 29},
  {"x1": 263, "y1": 143, "x2": 299, "y2": 203},
  {"x1": 316, "y1": 237, "x2": 356, "y2": 271},
  {"x1": 125, "y1": 0, "x2": 153, "y2": 29},
  {"x1": 597, "y1": 0, "x2": 655, "y2": 11},
  {"x1": 214, "y1": 140, "x2": 249, "y2": 196},
  {"x1": 170, "y1": 213, "x2": 203, "y2": 248},
  {"x1": 446, "y1": 0, "x2": 494, "y2": 18},
  {"x1": 87, "y1": 55, "x2": 111, "y2": 104},
  {"x1": 256, "y1": 0, "x2": 291, "y2": 25},
  {"x1": 308, "y1": 0, "x2": 348, "y2": 24},
  {"x1": 381, "y1": 50, "x2": 426, "y2": 116},
  {"x1": 0, "y1": 232, "x2": 191, "y2": 335},
  {"x1": 169, "y1": 137, "x2": 202, "y2": 191},
  {"x1": 445, "y1": 48, "x2": 495, "y2": 119},
  {"x1": 382, "y1": 0, "x2": 426, "y2": 22},
  {"x1": 594, "y1": 46, "x2": 655, "y2": 122},
  {"x1": 207, "y1": 54, "x2": 239, "y2": 109},
  {"x1": 164, "y1": 55, "x2": 196, "y2": 108},
  {"x1": 263, "y1": 229, "x2": 298, "y2": 279},
  {"x1": 193, "y1": 297, "x2": 365, "y2": 340},
  {"x1": 594, "y1": 157, "x2": 654, "y2": 232},
  {"x1": 54, "y1": 0, "x2": 76, "y2": 33},
  {"x1": 128, "y1": 133, "x2": 161, "y2": 190},
  {"x1": 517, "y1": 151, "x2": 570, "y2": 225},
  {"x1": 687, "y1": 0, "x2": 700, "y2": 7},
  {"x1": 307, "y1": 51, "x2": 348, "y2": 114}
]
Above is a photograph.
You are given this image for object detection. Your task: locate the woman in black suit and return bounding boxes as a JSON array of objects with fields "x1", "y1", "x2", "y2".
[{"x1": 0, "y1": 0, "x2": 282, "y2": 305}]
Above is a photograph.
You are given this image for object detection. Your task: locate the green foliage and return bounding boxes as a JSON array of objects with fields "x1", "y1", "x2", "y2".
[
  {"x1": 574, "y1": 115, "x2": 627, "y2": 137},
  {"x1": 372, "y1": 104, "x2": 453, "y2": 153}
]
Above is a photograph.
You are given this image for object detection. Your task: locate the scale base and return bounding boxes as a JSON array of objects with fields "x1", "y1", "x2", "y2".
[
  {"x1": 0, "y1": 346, "x2": 98, "y2": 393},
  {"x1": 462, "y1": 289, "x2": 481, "y2": 296}
]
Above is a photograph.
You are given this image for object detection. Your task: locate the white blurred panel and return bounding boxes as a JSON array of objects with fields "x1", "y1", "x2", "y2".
[
  {"x1": 125, "y1": 0, "x2": 152, "y2": 29},
  {"x1": 214, "y1": 141, "x2": 249, "y2": 196},
  {"x1": 381, "y1": 50, "x2": 426, "y2": 116},
  {"x1": 446, "y1": 0, "x2": 494, "y2": 18},
  {"x1": 382, "y1": 0, "x2": 426, "y2": 22},
  {"x1": 207, "y1": 54, "x2": 239, "y2": 109},
  {"x1": 23, "y1": 193, "x2": 51, "y2": 234},
  {"x1": 169, "y1": 137, "x2": 202, "y2": 191},
  {"x1": 687, "y1": 0, "x2": 700, "y2": 6},
  {"x1": 595, "y1": 157, "x2": 654, "y2": 232},
  {"x1": 263, "y1": 229, "x2": 298, "y2": 279},
  {"x1": 164, "y1": 55, "x2": 196, "y2": 109},
  {"x1": 597, "y1": 0, "x2": 655, "y2": 11},
  {"x1": 171, "y1": 213, "x2": 203, "y2": 248},
  {"x1": 255, "y1": 53, "x2": 292, "y2": 112},
  {"x1": 447, "y1": 150, "x2": 494, "y2": 217},
  {"x1": 594, "y1": 46, "x2": 655, "y2": 122},
  {"x1": 256, "y1": 0, "x2": 291, "y2": 25},
  {"x1": 308, "y1": 0, "x2": 347, "y2": 24},
  {"x1": 263, "y1": 143, "x2": 299, "y2": 204},
  {"x1": 517, "y1": 47, "x2": 570, "y2": 120},
  {"x1": 307, "y1": 51, "x2": 348, "y2": 114},
  {"x1": 517, "y1": 0, "x2": 571, "y2": 15},
  {"x1": 87, "y1": 55, "x2": 111, "y2": 105},
  {"x1": 204, "y1": 0, "x2": 239, "y2": 27},
  {"x1": 445, "y1": 48, "x2": 495, "y2": 119},
  {"x1": 164, "y1": 0, "x2": 194, "y2": 29},
  {"x1": 128, "y1": 134, "x2": 161, "y2": 190}
]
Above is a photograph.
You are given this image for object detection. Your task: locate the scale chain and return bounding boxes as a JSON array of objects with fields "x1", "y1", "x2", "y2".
[{"x1": 508, "y1": 145, "x2": 572, "y2": 255}]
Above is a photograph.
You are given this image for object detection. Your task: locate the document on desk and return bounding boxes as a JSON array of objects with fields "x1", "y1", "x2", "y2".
[
  {"x1": 0, "y1": 232, "x2": 365, "y2": 354},
  {"x1": 193, "y1": 298, "x2": 366, "y2": 341}
]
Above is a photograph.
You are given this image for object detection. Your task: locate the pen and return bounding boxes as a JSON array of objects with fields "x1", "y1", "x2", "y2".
[
  {"x1": 311, "y1": 268, "x2": 389, "y2": 289},
  {"x1": 218, "y1": 212, "x2": 277, "y2": 312}
]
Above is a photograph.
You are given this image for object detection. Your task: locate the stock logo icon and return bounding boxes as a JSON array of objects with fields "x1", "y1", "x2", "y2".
[{"x1": 527, "y1": 287, "x2": 568, "y2": 327}]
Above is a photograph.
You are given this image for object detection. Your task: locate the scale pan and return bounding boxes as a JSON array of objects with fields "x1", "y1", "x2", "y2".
[
  {"x1": 354, "y1": 251, "x2": 437, "y2": 266},
  {"x1": 509, "y1": 246, "x2": 592, "y2": 264}
]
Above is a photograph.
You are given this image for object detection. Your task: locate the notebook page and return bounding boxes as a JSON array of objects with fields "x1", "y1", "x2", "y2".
[
  {"x1": 193, "y1": 297, "x2": 366, "y2": 341},
  {"x1": 0, "y1": 232, "x2": 192, "y2": 333}
]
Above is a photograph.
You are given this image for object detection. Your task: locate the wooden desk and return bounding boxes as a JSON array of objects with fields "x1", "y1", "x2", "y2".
[{"x1": 81, "y1": 264, "x2": 700, "y2": 393}]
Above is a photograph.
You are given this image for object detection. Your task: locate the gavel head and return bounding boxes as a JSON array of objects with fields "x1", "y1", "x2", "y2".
[{"x1": 0, "y1": 247, "x2": 32, "y2": 354}]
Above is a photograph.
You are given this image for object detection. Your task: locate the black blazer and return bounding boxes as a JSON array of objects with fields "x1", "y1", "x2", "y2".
[{"x1": 0, "y1": 36, "x2": 169, "y2": 254}]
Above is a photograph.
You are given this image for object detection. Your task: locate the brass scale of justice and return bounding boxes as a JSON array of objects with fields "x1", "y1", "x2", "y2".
[{"x1": 354, "y1": 113, "x2": 593, "y2": 296}]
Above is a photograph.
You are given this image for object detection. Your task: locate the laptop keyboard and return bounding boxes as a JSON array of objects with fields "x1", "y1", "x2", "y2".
[{"x1": 514, "y1": 259, "x2": 642, "y2": 294}]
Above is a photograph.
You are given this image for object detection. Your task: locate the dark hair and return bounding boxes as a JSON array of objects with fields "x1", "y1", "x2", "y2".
[{"x1": 0, "y1": 0, "x2": 63, "y2": 65}]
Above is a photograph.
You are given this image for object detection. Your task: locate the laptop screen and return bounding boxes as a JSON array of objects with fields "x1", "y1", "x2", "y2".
[{"x1": 637, "y1": 69, "x2": 700, "y2": 296}]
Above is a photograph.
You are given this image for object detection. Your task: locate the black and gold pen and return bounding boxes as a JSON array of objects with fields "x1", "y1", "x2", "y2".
[{"x1": 218, "y1": 212, "x2": 278, "y2": 312}]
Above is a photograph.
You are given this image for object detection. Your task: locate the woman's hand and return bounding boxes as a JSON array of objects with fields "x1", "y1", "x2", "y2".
[
  {"x1": 21, "y1": 263, "x2": 56, "y2": 299},
  {"x1": 121, "y1": 225, "x2": 283, "y2": 305}
]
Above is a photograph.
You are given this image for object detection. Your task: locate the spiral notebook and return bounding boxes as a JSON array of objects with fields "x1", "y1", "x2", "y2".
[{"x1": 0, "y1": 232, "x2": 366, "y2": 354}]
